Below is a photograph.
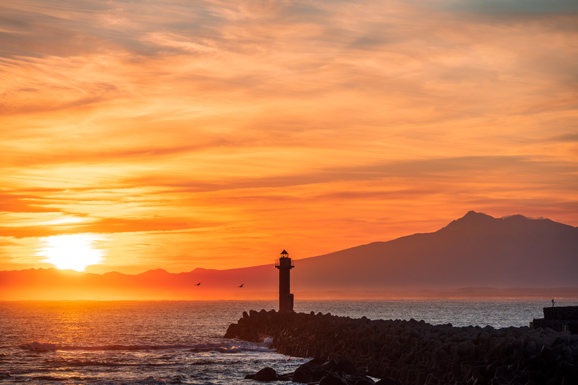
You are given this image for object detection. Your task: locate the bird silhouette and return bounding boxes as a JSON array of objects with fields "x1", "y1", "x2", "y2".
[
  {"x1": 238, "y1": 283, "x2": 244, "y2": 288},
  {"x1": 195, "y1": 282, "x2": 201, "y2": 286}
]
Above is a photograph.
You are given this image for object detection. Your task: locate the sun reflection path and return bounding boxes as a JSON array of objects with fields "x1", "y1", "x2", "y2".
[{"x1": 37, "y1": 234, "x2": 107, "y2": 272}]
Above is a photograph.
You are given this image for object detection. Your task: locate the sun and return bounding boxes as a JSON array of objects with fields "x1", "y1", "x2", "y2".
[{"x1": 37, "y1": 234, "x2": 106, "y2": 272}]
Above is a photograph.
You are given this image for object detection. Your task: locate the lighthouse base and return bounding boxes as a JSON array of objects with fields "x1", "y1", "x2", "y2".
[{"x1": 280, "y1": 293, "x2": 294, "y2": 312}]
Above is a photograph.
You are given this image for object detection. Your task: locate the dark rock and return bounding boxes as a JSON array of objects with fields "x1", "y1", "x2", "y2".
[
  {"x1": 293, "y1": 358, "x2": 328, "y2": 383},
  {"x1": 292, "y1": 364, "x2": 313, "y2": 383},
  {"x1": 375, "y1": 377, "x2": 403, "y2": 385},
  {"x1": 253, "y1": 367, "x2": 278, "y2": 382},
  {"x1": 323, "y1": 358, "x2": 356, "y2": 375},
  {"x1": 492, "y1": 376, "x2": 509, "y2": 385},
  {"x1": 353, "y1": 375, "x2": 375, "y2": 385},
  {"x1": 562, "y1": 375, "x2": 578, "y2": 385},
  {"x1": 319, "y1": 372, "x2": 348, "y2": 385},
  {"x1": 322, "y1": 359, "x2": 339, "y2": 372},
  {"x1": 277, "y1": 372, "x2": 293, "y2": 381},
  {"x1": 494, "y1": 366, "x2": 507, "y2": 378}
]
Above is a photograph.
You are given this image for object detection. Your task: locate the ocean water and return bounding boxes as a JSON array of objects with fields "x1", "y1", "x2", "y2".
[{"x1": 1, "y1": 299, "x2": 576, "y2": 384}]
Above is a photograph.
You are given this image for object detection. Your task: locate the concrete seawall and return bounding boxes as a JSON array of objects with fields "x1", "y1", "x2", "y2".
[
  {"x1": 533, "y1": 307, "x2": 578, "y2": 334},
  {"x1": 225, "y1": 310, "x2": 578, "y2": 385}
]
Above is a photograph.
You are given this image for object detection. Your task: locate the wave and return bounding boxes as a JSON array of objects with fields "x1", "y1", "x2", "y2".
[
  {"x1": 19, "y1": 342, "x2": 58, "y2": 352},
  {"x1": 28, "y1": 375, "x2": 171, "y2": 384},
  {"x1": 18, "y1": 340, "x2": 273, "y2": 353}
]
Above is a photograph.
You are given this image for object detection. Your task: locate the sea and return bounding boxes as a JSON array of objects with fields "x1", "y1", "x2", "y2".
[{"x1": 1, "y1": 299, "x2": 577, "y2": 384}]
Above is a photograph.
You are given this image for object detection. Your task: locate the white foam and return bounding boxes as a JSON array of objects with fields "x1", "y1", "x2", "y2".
[{"x1": 263, "y1": 337, "x2": 273, "y2": 345}]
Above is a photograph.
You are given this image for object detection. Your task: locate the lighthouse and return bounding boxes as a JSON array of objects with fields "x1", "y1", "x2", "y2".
[{"x1": 275, "y1": 249, "x2": 294, "y2": 312}]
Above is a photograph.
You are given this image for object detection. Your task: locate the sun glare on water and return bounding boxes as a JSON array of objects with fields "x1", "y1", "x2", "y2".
[{"x1": 37, "y1": 234, "x2": 107, "y2": 272}]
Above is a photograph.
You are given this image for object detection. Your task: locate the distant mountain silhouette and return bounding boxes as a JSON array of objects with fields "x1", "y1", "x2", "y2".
[
  {"x1": 2, "y1": 211, "x2": 577, "y2": 300},
  {"x1": 293, "y1": 211, "x2": 578, "y2": 290}
]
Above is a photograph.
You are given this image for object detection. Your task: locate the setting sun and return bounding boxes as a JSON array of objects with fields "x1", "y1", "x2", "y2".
[{"x1": 36, "y1": 234, "x2": 106, "y2": 272}]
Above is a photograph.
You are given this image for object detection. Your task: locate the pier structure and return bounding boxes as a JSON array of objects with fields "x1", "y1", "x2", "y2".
[
  {"x1": 275, "y1": 250, "x2": 294, "y2": 312},
  {"x1": 533, "y1": 305, "x2": 578, "y2": 333}
]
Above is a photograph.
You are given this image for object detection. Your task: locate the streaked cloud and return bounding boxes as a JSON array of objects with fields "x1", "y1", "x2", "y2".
[{"x1": 1, "y1": 0, "x2": 576, "y2": 273}]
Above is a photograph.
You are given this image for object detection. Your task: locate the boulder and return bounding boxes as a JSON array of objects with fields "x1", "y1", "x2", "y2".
[
  {"x1": 319, "y1": 372, "x2": 348, "y2": 385},
  {"x1": 322, "y1": 358, "x2": 357, "y2": 375},
  {"x1": 292, "y1": 364, "x2": 313, "y2": 383},
  {"x1": 293, "y1": 358, "x2": 328, "y2": 383},
  {"x1": 352, "y1": 375, "x2": 375, "y2": 385},
  {"x1": 253, "y1": 367, "x2": 278, "y2": 382}
]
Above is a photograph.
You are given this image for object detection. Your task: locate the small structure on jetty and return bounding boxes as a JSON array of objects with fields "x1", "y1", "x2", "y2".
[
  {"x1": 275, "y1": 250, "x2": 294, "y2": 312},
  {"x1": 533, "y1": 305, "x2": 578, "y2": 334}
]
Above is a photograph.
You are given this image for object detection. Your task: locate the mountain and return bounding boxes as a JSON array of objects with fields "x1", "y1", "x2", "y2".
[
  {"x1": 1, "y1": 211, "x2": 577, "y2": 300},
  {"x1": 294, "y1": 211, "x2": 578, "y2": 289}
]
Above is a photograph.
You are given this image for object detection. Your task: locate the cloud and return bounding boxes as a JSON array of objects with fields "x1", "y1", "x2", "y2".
[
  {"x1": 549, "y1": 133, "x2": 578, "y2": 143},
  {"x1": 0, "y1": 216, "x2": 211, "y2": 238},
  {"x1": 0, "y1": 0, "x2": 577, "y2": 272},
  {"x1": 437, "y1": 0, "x2": 578, "y2": 14},
  {"x1": 0, "y1": 190, "x2": 62, "y2": 213}
]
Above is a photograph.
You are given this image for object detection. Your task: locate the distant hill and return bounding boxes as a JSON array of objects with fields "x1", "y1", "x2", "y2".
[{"x1": 2, "y1": 211, "x2": 577, "y2": 300}]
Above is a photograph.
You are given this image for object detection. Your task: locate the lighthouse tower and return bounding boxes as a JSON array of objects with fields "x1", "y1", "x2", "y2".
[{"x1": 275, "y1": 250, "x2": 294, "y2": 312}]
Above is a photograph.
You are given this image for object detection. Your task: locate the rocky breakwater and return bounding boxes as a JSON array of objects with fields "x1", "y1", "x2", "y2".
[{"x1": 225, "y1": 310, "x2": 578, "y2": 385}]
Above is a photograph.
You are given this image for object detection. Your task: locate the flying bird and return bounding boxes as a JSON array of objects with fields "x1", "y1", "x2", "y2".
[
  {"x1": 195, "y1": 282, "x2": 201, "y2": 286},
  {"x1": 238, "y1": 283, "x2": 244, "y2": 288}
]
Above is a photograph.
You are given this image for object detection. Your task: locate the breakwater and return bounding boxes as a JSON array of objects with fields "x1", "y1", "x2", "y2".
[
  {"x1": 533, "y1": 306, "x2": 578, "y2": 334},
  {"x1": 225, "y1": 310, "x2": 578, "y2": 385}
]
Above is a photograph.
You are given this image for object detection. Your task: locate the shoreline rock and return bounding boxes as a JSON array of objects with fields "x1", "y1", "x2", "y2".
[
  {"x1": 244, "y1": 357, "x2": 374, "y2": 385},
  {"x1": 225, "y1": 310, "x2": 578, "y2": 385}
]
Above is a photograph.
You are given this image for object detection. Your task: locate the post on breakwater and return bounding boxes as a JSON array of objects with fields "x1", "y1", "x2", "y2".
[{"x1": 275, "y1": 249, "x2": 294, "y2": 312}]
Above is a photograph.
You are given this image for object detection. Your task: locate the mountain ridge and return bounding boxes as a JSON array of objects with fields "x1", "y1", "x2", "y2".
[{"x1": 1, "y1": 211, "x2": 577, "y2": 300}]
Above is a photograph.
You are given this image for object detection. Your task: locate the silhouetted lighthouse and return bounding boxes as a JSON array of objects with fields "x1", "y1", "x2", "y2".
[{"x1": 275, "y1": 250, "x2": 294, "y2": 312}]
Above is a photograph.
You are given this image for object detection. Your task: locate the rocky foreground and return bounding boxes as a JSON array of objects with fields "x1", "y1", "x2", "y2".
[{"x1": 225, "y1": 310, "x2": 578, "y2": 385}]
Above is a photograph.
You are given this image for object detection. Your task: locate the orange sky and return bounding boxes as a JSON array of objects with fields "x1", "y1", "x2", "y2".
[{"x1": 1, "y1": 0, "x2": 577, "y2": 274}]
